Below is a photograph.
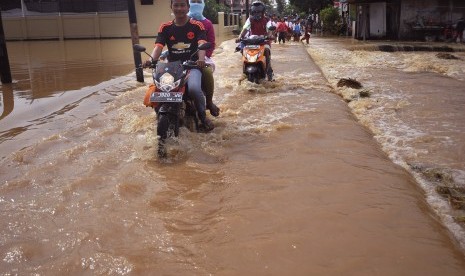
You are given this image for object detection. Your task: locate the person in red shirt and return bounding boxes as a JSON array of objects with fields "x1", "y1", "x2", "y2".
[
  {"x1": 235, "y1": 1, "x2": 275, "y2": 81},
  {"x1": 276, "y1": 17, "x2": 288, "y2": 44}
]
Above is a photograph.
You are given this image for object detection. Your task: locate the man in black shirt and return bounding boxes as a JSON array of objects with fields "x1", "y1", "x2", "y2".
[{"x1": 150, "y1": 0, "x2": 213, "y2": 131}]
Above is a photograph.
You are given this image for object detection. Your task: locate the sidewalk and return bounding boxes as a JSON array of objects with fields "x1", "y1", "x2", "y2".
[
  {"x1": 303, "y1": 35, "x2": 465, "y2": 251},
  {"x1": 312, "y1": 35, "x2": 465, "y2": 52}
]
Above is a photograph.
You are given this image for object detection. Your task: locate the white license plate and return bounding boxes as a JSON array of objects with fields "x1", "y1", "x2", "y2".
[
  {"x1": 245, "y1": 45, "x2": 260, "y2": 49},
  {"x1": 150, "y1": 92, "x2": 183, "y2": 103}
]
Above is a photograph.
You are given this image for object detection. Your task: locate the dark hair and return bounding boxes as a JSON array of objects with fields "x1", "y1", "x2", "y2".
[
  {"x1": 251, "y1": 1, "x2": 265, "y2": 14},
  {"x1": 171, "y1": 0, "x2": 189, "y2": 6},
  {"x1": 250, "y1": 0, "x2": 265, "y2": 21}
]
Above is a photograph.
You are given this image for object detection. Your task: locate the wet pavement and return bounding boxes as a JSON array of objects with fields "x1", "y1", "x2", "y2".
[{"x1": 306, "y1": 36, "x2": 465, "y2": 251}]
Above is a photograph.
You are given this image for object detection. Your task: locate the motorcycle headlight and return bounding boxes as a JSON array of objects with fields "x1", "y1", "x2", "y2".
[
  {"x1": 155, "y1": 73, "x2": 181, "y2": 92},
  {"x1": 246, "y1": 53, "x2": 258, "y2": 62},
  {"x1": 160, "y1": 73, "x2": 174, "y2": 85}
]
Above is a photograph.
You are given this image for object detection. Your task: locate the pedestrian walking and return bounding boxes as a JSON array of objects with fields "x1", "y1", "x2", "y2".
[
  {"x1": 454, "y1": 17, "x2": 464, "y2": 43},
  {"x1": 293, "y1": 18, "x2": 301, "y2": 42},
  {"x1": 301, "y1": 25, "x2": 310, "y2": 44},
  {"x1": 276, "y1": 18, "x2": 288, "y2": 44}
]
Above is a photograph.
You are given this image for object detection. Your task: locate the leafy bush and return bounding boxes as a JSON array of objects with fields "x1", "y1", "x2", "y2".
[
  {"x1": 204, "y1": 0, "x2": 228, "y2": 24},
  {"x1": 319, "y1": 6, "x2": 341, "y2": 35}
]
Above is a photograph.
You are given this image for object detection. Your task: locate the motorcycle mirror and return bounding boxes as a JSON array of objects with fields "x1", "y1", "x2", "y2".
[{"x1": 133, "y1": 44, "x2": 146, "y2": 52}]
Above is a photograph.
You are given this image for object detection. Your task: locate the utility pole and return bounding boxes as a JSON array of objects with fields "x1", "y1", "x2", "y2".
[
  {"x1": 245, "y1": 0, "x2": 249, "y2": 18},
  {"x1": 0, "y1": 9, "x2": 12, "y2": 84},
  {"x1": 127, "y1": 0, "x2": 144, "y2": 82}
]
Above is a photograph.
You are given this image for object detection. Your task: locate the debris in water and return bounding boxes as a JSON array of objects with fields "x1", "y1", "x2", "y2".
[
  {"x1": 436, "y1": 186, "x2": 465, "y2": 210},
  {"x1": 436, "y1": 186, "x2": 465, "y2": 195},
  {"x1": 409, "y1": 164, "x2": 454, "y2": 185},
  {"x1": 454, "y1": 216, "x2": 465, "y2": 224},
  {"x1": 436, "y1": 53, "x2": 460, "y2": 60},
  {"x1": 410, "y1": 163, "x2": 465, "y2": 211},
  {"x1": 449, "y1": 196, "x2": 465, "y2": 210},
  {"x1": 359, "y1": 90, "x2": 371, "y2": 98},
  {"x1": 337, "y1": 78, "x2": 362, "y2": 89}
]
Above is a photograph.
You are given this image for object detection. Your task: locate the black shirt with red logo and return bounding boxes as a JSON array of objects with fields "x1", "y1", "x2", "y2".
[{"x1": 155, "y1": 19, "x2": 207, "y2": 62}]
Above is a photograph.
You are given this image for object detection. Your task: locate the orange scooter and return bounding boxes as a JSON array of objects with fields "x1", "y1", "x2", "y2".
[{"x1": 239, "y1": 34, "x2": 273, "y2": 83}]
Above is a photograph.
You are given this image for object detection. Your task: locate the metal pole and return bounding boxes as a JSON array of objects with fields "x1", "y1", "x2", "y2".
[
  {"x1": 0, "y1": 9, "x2": 12, "y2": 84},
  {"x1": 245, "y1": 0, "x2": 249, "y2": 18},
  {"x1": 127, "y1": 0, "x2": 144, "y2": 82}
]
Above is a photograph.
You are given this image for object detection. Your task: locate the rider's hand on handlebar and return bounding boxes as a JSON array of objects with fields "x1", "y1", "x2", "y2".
[
  {"x1": 196, "y1": 59, "x2": 206, "y2": 68},
  {"x1": 143, "y1": 60, "x2": 155, "y2": 68}
]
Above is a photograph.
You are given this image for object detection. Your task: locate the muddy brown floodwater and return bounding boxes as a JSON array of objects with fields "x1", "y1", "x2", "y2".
[{"x1": 1, "y1": 37, "x2": 465, "y2": 275}]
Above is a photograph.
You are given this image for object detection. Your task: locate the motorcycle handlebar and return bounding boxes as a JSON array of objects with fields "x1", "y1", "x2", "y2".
[
  {"x1": 240, "y1": 36, "x2": 272, "y2": 43},
  {"x1": 141, "y1": 60, "x2": 208, "y2": 71},
  {"x1": 182, "y1": 61, "x2": 210, "y2": 70},
  {"x1": 143, "y1": 60, "x2": 157, "y2": 69}
]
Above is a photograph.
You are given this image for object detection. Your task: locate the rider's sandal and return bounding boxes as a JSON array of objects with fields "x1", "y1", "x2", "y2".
[
  {"x1": 207, "y1": 103, "x2": 220, "y2": 117},
  {"x1": 200, "y1": 118, "x2": 215, "y2": 132}
]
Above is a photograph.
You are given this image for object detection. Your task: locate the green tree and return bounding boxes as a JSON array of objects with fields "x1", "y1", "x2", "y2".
[
  {"x1": 204, "y1": 0, "x2": 228, "y2": 24},
  {"x1": 289, "y1": 0, "x2": 333, "y2": 13},
  {"x1": 319, "y1": 6, "x2": 341, "y2": 35},
  {"x1": 276, "y1": 0, "x2": 286, "y2": 14},
  {"x1": 282, "y1": 4, "x2": 298, "y2": 16}
]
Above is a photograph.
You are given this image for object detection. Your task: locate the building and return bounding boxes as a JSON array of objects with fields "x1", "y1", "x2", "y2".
[
  {"x1": 217, "y1": 0, "x2": 247, "y2": 13},
  {"x1": 217, "y1": 0, "x2": 277, "y2": 14},
  {"x1": 348, "y1": 0, "x2": 465, "y2": 41}
]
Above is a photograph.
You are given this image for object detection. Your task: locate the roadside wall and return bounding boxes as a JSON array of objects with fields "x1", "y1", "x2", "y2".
[{"x1": 1, "y1": 1, "x2": 240, "y2": 40}]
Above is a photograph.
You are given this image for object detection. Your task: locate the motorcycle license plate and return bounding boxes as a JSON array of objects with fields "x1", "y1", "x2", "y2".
[
  {"x1": 150, "y1": 92, "x2": 183, "y2": 103},
  {"x1": 245, "y1": 45, "x2": 260, "y2": 49}
]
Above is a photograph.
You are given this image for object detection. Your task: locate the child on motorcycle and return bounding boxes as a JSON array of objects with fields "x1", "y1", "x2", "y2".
[
  {"x1": 148, "y1": 0, "x2": 214, "y2": 131},
  {"x1": 235, "y1": 1, "x2": 275, "y2": 81},
  {"x1": 188, "y1": 0, "x2": 220, "y2": 117}
]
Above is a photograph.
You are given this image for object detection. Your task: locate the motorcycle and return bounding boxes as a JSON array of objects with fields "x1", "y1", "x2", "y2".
[
  {"x1": 133, "y1": 42, "x2": 212, "y2": 158},
  {"x1": 239, "y1": 26, "x2": 275, "y2": 84}
]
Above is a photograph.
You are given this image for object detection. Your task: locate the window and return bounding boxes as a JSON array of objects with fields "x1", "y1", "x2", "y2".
[{"x1": 0, "y1": 0, "x2": 21, "y2": 11}]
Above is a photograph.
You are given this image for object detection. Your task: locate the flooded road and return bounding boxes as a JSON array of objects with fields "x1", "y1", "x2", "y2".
[
  {"x1": 306, "y1": 37, "x2": 465, "y2": 252},
  {"x1": 1, "y1": 38, "x2": 465, "y2": 275},
  {"x1": 0, "y1": 39, "x2": 139, "y2": 156}
]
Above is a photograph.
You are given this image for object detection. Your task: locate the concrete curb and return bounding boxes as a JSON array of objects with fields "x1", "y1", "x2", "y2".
[{"x1": 350, "y1": 44, "x2": 465, "y2": 52}]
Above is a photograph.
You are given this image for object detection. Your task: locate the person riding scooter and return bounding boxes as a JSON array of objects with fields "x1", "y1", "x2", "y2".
[{"x1": 235, "y1": 1, "x2": 275, "y2": 81}]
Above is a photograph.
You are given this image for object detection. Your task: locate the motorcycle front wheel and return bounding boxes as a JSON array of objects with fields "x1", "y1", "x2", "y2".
[
  {"x1": 157, "y1": 114, "x2": 169, "y2": 158},
  {"x1": 247, "y1": 73, "x2": 254, "y2": 83},
  {"x1": 157, "y1": 114, "x2": 170, "y2": 140}
]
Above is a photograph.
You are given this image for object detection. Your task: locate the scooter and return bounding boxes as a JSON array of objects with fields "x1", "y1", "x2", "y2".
[
  {"x1": 239, "y1": 34, "x2": 274, "y2": 84},
  {"x1": 133, "y1": 42, "x2": 212, "y2": 158}
]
